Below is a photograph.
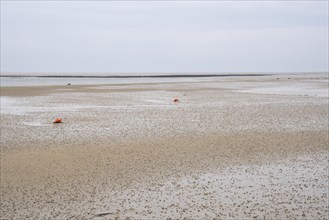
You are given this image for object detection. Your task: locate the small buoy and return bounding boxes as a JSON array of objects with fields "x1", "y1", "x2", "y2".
[
  {"x1": 173, "y1": 98, "x2": 179, "y2": 102},
  {"x1": 53, "y1": 118, "x2": 62, "y2": 123}
]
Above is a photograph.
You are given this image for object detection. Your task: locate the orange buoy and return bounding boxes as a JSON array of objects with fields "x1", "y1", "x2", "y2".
[
  {"x1": 173, "y1": 98, "x2": 179, "y2": 102},
  {"x1": 53, "y1": 118, "x2": 62, "y2": 123}
]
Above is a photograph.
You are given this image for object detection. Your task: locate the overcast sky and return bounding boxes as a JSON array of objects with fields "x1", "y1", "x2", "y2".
[{"x1": 1, "y1": 1, "x2": 328, "y2": 74}]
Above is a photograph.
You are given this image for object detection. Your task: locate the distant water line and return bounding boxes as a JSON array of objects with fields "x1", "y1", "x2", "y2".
[
  {"x1": 0, "y1": 76, "x2": 212, "y2": 87},
  {"x1": 1, "y1": 73, "x2": 266, "y2": 78},
  {"x1": 0, "y1": 74, "x2": 269, "y2": 87}
]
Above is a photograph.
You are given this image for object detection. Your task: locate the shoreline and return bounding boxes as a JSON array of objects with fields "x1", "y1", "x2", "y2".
[
  {"x1": 1, "y1": 73, "x2": 269, "y2": 78},
  {"x1": 1, "y1": 71, "x2": 327, "y2": 78}
]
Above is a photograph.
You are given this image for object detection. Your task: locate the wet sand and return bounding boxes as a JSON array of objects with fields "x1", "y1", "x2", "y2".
[{"x1": 1, "y1": 73, "x2": 328, "y2": 219}]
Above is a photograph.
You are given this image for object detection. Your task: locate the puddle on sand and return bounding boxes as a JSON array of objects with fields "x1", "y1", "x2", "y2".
[{"x1": 22, "y1": 121, "x2": 50, "y2": 127}]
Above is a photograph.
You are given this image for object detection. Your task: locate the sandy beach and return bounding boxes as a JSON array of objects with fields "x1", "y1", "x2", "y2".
[{"x1": 1, "y1": 73, "x2": 328, "y2": 219}]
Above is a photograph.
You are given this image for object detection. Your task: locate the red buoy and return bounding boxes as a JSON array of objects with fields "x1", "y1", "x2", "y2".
[{"x1": 53, "y1": 118, "x2": 62, "y2": 123}]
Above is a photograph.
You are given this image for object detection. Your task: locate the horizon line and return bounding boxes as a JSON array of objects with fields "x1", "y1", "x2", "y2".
[
  {"x1": 1, "y1": 72, "x2": 328, "y2": 79},
  {"x1": 1, "y1": 73, "x2": 268, "y2": 78},
  {"x1": 1, "y1": 71, "x2": 327, "y2": 75}
]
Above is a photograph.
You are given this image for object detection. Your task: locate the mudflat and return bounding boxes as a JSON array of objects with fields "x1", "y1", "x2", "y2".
[{"x1": 1, "y1": 73, "x2": 328, "y2": 219}]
